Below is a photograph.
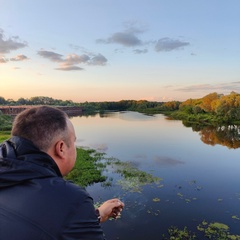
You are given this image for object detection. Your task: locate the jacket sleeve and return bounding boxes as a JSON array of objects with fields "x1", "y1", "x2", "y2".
[{"x1": 60, "y1": 194, "x2": 106, "y2": 240}]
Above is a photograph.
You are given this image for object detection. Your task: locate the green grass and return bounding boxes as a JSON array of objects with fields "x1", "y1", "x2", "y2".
[
  {"x1": 0, "y1": 114, "x2": 13, "y2": 131},
  {"x1": 0, "y1": 131, "x2": 11, "y2": 143}
]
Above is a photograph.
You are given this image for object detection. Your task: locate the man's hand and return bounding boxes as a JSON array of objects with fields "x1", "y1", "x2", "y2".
[{"x1": 97, "y1": 198, "x2": 124, "y2": 223}]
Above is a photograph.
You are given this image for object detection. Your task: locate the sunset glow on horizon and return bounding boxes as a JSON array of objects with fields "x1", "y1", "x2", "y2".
[{"x1": 1, "y1": 0, "x2": 240, "y2": 103}]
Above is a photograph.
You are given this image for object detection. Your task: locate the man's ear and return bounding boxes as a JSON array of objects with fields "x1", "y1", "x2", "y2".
[
  {"x1": 46, "y1": 139, "x2": 70, "y2": 176},
  {"x1": 54, "y1": 140, "x2": 65, "y2": 159}
]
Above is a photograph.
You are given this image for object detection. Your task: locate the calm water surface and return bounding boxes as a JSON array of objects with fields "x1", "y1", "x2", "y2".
[{"x1": 71, "y1": 112, "x2": 240, "y2": 239}]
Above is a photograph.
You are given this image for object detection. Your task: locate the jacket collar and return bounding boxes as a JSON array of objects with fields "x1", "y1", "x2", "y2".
[{"x1": 0, "y1": 136, "x2": 62, "y2": 188}]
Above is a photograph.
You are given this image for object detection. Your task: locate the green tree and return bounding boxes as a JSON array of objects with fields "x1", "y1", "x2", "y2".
[
  {"x1": 16, "y1": 97, "x2": 29, "y2": 105},
  {"x1": 0, "y1": 96, "x2": 7, "y2": 105}
]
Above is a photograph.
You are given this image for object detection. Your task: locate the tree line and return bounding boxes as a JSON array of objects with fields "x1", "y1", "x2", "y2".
[
  {"x1": 1, "y1": 92, "x2": 240, "y2": 124},
  {"x1": 172, "y1": 91, "x2": 240, "y2": 125},
  {"x1": 0, "y1": 96, "x2": 180, "y2": 113},
  {"x1": 0, "y1": 96, "x2": 75, "y2": 106}
]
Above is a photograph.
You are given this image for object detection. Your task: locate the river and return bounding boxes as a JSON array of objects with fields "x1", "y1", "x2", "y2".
[{"x1": 70, "y1": 111, "x2": 240, "y2": 239}]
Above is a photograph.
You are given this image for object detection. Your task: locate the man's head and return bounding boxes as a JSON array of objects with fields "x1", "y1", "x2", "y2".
[{"x1": 12, "y1": 106, "x2": 77, "y2": 176}]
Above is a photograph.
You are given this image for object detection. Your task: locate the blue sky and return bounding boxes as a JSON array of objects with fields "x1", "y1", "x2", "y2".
[{"x1": 0, "y1": 0, "x2": 239, "y2": 102}]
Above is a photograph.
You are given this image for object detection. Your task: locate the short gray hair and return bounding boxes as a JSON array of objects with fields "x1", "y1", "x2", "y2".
[{"x1": 11, "y1": 106, "x2": 69, "y2": 151}]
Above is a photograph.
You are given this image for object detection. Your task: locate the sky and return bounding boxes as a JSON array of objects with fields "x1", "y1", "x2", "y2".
[{"x1": 0, "y1": 0, "x2": 240, "y2": 102}]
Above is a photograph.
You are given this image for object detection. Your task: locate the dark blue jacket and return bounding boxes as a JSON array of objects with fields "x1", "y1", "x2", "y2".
[{"x1": 0, "y1": 136, "x2": 105, "y2": 240}]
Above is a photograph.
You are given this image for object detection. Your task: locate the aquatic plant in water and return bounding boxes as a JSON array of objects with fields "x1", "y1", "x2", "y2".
[
  {"x1": 232, "y1": 215, "x2": 240, "y2": 221},
  {"x1": 66, "y1": 147, "x2": 161, "y2": 193},
  {"x1": 197, "y1": 221, "x2": 240, "y2": 239},
  {"x1": 113, "y1": 161, "x2": 161, "y2": 193},
  {"x1": 65, "y1": 148, "x2": 107, "y2": 187},
  {"x1": 162, "y1": 226, "x2": 196, "y2": 240},
  {"x1": 163, "y1": 220, "x2": 240, "y2": 239}
]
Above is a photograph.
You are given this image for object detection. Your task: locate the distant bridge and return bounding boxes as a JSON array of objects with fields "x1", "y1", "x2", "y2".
[{"x1": 0, "y1": 106, "x2": 83, "y2": 116}]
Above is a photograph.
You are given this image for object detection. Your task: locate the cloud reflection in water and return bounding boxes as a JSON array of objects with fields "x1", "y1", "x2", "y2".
[{"x1": 153, "y1": 156, "x2": 185, "y2": 166}]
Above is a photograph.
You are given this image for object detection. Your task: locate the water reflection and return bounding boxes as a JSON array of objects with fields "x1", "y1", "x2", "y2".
[
  {"x1": 70, "y1": 111, "x2": 240, "y2": 239},
  {"x1": 183, "y1": 122, "x2": 240, "y2": 149},
  {"x1": 72, "y1": 112, "x2": 240, "y2": 149},
  {"x1": 153, "y1": 156, "x2": 185, "y2": 166}
]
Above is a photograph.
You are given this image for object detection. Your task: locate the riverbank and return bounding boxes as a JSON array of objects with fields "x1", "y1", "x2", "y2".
[
  {"x1": 0, "y1": 114, "x2": 12, "y2": 131},
  {"x1": 0, "y1": 131, "x2": 11, "y2": 142},
  {"x1": 165, "y1": 111, "x2": 240, "y2": 126}
]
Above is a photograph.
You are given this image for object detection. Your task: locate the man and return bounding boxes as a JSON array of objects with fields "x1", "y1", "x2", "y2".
[{"x1": 0, "y1": 106, "x2": 124, "y2": 239}]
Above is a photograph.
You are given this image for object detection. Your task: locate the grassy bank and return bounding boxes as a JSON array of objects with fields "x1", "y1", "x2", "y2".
[
  {"x1": 0, "y1": 131, "x2": 11, "y2": 142},
  {"x1": 165, "y1": 110, "x2": 240, "y2": 126},
  {"x1": 0, "y1": 114, "x2": 13, "y2": 131}
]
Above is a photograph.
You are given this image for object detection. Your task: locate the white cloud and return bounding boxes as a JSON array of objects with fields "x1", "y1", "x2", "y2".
[
  {"x1": 38, "y1": 50, "x2": 108, "y2": 71},
  {"x1": 89, "y1": 54, "x2": 107, "y2": 66},
  {"x1": 155, "y1": 38, "x2": 190, "y2": 52},
  {"x1": 0, "y1": 56, "x2": 8, "y2": 63},
  {"x1": 10, "y1": 54, "x2": 28, "y2": 61},
  {"x1": 176, "y1": 82, "x2": 240, "y2": 94},
  {"x1": 97, "y1": 24, "x2": 191, "y2": 55},
  {"x1": 55, "y1": 65, "x2": 84, "y2": 71},
  {"x1": 0, "y1": 29, "x2": 27, "y2": 54},
  {"x1": 37, "y1": 50, "x2": 63, "y2": 62},
  {"x1": 0, "y1": 54, "x2": 28, "y2": 64},
  {"x1": 133, "y1": 49, "x2": 148, "y2": 54},
  {"x1": 96, "y1": 23, "x2": 146, "y2": 47}
]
